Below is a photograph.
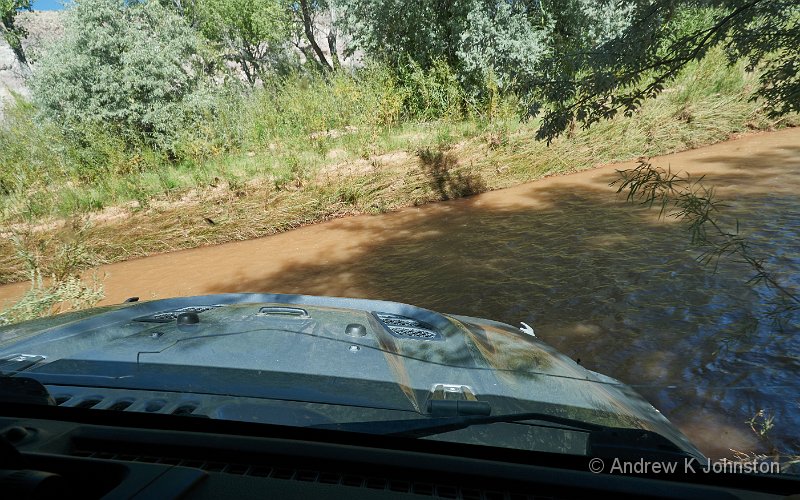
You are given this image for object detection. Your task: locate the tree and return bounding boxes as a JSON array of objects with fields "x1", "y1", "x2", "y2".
[
  {"x1": 287, "y1": 0, "x2": 341, "y2": 72},
  {"x1": 30, "y1": 0, "x2": 214, "y2": 150},
  {"x1": 197, "y1": 0, "x2": 290, "y2": 85},
  {"x1": 0, "y1": 0, "x2": 32, "y2": 70},
  {"x1": 534, "y1": 0, "x2": 800, "y2": 142},
  {"x1": 339, "y1": 0, "x2": 632, "y2": 94},
  {"x1": 159, "y1": 0, "x2": 201, "y2": 27}
]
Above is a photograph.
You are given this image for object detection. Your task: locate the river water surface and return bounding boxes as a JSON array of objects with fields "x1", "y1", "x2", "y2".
[{"x1": 2, "y1": 128, "x2": 799, "y2": 461}]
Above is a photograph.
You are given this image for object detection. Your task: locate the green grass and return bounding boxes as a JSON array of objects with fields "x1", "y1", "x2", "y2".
[
  {"x1": 0, "y1": 46, "x2": 797, "y2": 285},
  {"x1": 0, "y1": 58, "x2": 509, "y2": 222},
  {"x1": 0, "y1": 226, "x2": 104, "y2": 326}
]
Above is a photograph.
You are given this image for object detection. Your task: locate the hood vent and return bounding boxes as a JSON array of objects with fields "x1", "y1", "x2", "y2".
[
  {"x1": 69, "y1": 449, "x2": 563, "y2": 499},
  {"x1": 53, "y1": 393, "x2": 201, "y2": 417},
  {"x1": 107, "y1": 400, "x2": 134, "y2": 411},
  {"x1": 133, "y1": 305, "x2": 223, "y2": 323},
  {"x1": 74, "y1": 397, "x2": 105, "y2": 409},
  {"x1": 0, "y1": 354, "x2": 46, "y2": 375},
  {"x1": 373, "y1": 313, "x2": 442, "y2": 341}
]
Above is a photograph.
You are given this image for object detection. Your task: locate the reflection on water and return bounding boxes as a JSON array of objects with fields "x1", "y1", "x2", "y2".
[{"x1": 1, "y1": 129, "x2": 799, "y2": 460}]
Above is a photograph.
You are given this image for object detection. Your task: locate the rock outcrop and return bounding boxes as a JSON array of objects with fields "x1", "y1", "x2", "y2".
[{"x1": 0, "y1": 11, "x2": 65, "y2": 117}]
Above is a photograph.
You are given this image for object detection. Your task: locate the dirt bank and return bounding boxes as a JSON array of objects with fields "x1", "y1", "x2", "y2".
[{"x1": 2, "y1": 126, "x2": 797, "y2": 306}]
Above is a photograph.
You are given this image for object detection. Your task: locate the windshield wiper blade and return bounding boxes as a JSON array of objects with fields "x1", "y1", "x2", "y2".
[
  {"x1": 310, "y1": 412, "x2": 696, "y2": 460},
  {"x1": 310, "y1": 411, "x2": 606, "y2": 438}
]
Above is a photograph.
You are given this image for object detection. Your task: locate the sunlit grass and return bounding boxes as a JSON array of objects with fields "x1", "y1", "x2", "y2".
[{"x1": 0, "y1": 47, "x2": 797, "y2": 285}]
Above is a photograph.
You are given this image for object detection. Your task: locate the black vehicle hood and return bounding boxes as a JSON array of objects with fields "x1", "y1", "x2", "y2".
[{"x1": 0, "y1": 293, "x2": 704, "y2": 458}]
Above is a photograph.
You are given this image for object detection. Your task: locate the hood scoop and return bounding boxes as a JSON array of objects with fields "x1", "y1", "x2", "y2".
[
  {"x1": 133, "y1": 305, "x2": 223, "y2": 323},
  {"x1": 0, "y1": 354, "x2": 47, "y2": 375},
  {"x1": 373, "y1": 312, "x2": 442, "y2": 341}
]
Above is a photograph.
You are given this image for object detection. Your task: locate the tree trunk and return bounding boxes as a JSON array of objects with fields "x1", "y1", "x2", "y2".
[
  {"x1": 327, "y1": 30, "x2": 341, "y2": 70},
  {"x1": 299, "y1": 0, "x2": 333, "y2": 72}
]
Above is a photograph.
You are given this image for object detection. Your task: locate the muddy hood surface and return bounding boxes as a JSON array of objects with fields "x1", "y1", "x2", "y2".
[{"x1": 0, "y1": 293, "x2": 703, "y2": 457}]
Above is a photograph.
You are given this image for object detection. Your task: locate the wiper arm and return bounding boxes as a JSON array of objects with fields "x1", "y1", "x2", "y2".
[
  {"x1": 310, "y1": 411, "x2": 606, "y2": 438},
  {"x1": 311, "y1": 412, "x2": 696, "y2": 460}
]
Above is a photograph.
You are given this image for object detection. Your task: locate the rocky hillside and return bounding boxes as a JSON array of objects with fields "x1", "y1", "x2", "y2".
[
  {"x1": 0, "y1": 11, "x2": 65, "y2": 116},
  {"x1": 0, "y1": 9, "x2": 358, "y2": 119}
]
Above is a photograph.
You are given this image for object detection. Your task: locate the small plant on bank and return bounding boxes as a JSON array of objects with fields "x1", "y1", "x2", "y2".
[
  {"x1": 0, "y1": 221, "x2": 104, "y2": 326},
  {"x1": 747, "y1": 409, "x2": 775, "y2": 438},
  {"x1": 730, "y1": 409, "x2": 800, "y2": 475}
]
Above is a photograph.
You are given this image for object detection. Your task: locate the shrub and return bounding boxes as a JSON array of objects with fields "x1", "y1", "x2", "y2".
[
  {"x1": 0, "y1": 95, "x2": 68, "y2": 196},
  {"x1": 30, "y1": 0, "x2": 216, "y2": 152},
  {"x1": 394, "y1": 58, "x2": 466, "y2": 121}
]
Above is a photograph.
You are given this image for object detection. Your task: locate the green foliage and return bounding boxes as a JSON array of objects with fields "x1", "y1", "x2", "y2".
[
  {"x1": 748, "y1": 410, "x2": 776, "y2": 438},
  {"x1": 341, "y1": 0, "x2": 462, "y2": 70},
  {"x1": 0, "y1": 223, "x2": 104, "y2": 327},
  {"x1": 393, "y1": 58, "x2": 465, "y2": 121},
  {"x1": 30, "y1": 0, "x2": 216, "y2": 152},
  {"x1": 0, "y1": 95, "x2": 170, "y2": 210},
  {"x1": 535, "y1": 0, "x2": 800, "y2": 141},
  {"x1": 157, "y1": 0, "x2": 202, "y2": 26},
  {"x1": 457, "y1": 0, "x2": 551, "y2": 91},
  {"x1": 0, "y1": 96, "x2": 65, "y2": 197},
  {"x1": 0, "y1": 0, "x2": 32, "y2": 65},
  {"x1": 340, "y1": 0, "x2": 632, "y2": 101},
  {"x1": 727, "y1": 2, "x2": 800, "y2": 117},
  {"x1": 197, "y1": 0, "x2": 292, "y2": 84}
]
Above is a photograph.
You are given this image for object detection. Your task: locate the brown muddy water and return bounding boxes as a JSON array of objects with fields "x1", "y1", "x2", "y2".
[{"x1": 2, "y1": 128, "x2": 799, "y2": 461}]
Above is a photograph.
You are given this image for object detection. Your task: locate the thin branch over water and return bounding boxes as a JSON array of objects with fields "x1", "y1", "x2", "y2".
[{"x1": 611, "y1": 159, "x2": 799, "y2": 306}]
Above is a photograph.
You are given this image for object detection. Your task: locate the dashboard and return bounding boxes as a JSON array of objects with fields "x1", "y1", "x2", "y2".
[{"x1": 1, "y1": 404, "x2": 799, "y2": 499}]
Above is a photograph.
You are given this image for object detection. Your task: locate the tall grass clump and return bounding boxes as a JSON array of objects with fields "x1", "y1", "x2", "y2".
[
  {"x1": 0, "y1": 222, "x2": 104, "y2": 326},
  {"x1": 0, "y1": 97, "x2": 68, "y2": 201},
  {"x1": 220, "y1": 61, "x2": 471, "y2": 151}
]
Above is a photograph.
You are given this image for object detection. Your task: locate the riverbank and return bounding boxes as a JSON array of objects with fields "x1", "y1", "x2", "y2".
[
  {"x1": 3, "y1": 126, "x2": 799, "y2": 464},
  {"x1": 2, "y1": 115, "x2": 797, "y2": 288},
  {"x1": 2, "y1": 125, "x2": 799, "y2": 305},
  {"x1": 1, "y1": 48, "x2": 798, "y2": 289}
]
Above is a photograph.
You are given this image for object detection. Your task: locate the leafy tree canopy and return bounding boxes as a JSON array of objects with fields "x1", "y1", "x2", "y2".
[
  {"x1": 534, "y1": 0, "x2": 800, "y2": 142},
  {"x1": 196, "y1": 0, "x2": 291, "y2": 85},
  {"x1": 30, "y1": 0, "x2": 215, "y2": 150},
  {"x1": 0, "y1": 0, "x2": 32, "y2": 66},
  {"x1": 286, "y1": 0, "x2": 341, "y2": 72}
]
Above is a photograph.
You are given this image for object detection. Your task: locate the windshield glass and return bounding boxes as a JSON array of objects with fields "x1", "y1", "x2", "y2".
[{"x1": 0, "y1": 0, "x2": 798, "y2": 478}]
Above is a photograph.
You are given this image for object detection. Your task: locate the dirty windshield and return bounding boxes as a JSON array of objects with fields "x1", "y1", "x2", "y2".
[{"x1": 0, "y1": 0, "x2": 798, "y2": 475}]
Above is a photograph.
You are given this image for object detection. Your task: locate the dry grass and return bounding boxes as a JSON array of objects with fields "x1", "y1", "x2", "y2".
[
  {"x1": 2, "y1": 47, "x2": 798, "y2": 285},
  {"x1": 2, "y1": 121, "x2": 796, "y2": 286}
]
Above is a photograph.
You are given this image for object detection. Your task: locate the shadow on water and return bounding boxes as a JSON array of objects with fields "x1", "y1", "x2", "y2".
[
  {"x1": 3, "y1": 131, "x2": 798, "y2": 461},
  {"x1": 202, "y1": 159, "x2": 800, "y2": 460}
]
